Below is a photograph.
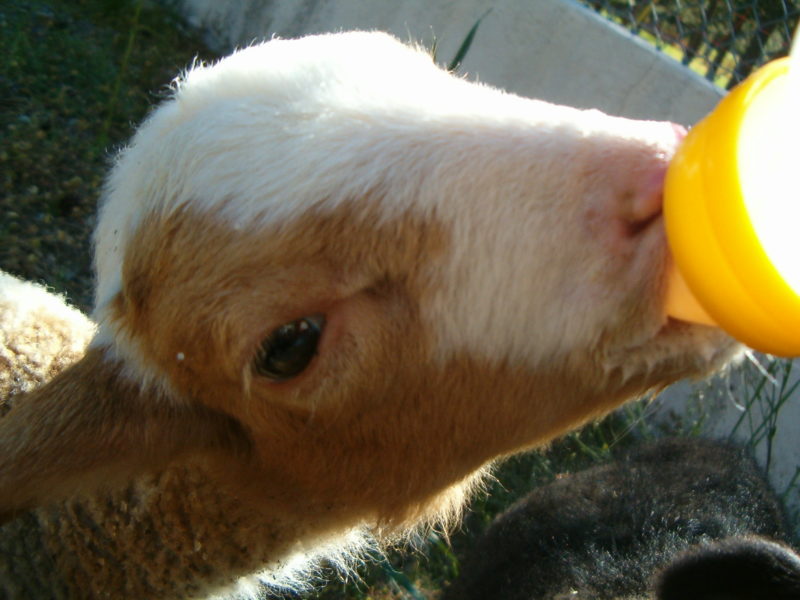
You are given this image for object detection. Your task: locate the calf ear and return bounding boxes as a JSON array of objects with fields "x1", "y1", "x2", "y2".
[
  {"x1": 656, "y1": 536, "x2": 800, "y2": 600},
  {"x1": 0, "y1": 348, "x2": 249, "y2": 522}
]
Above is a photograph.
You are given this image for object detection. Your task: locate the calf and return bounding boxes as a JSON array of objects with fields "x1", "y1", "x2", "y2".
[{"x1": 0, "y1": 32, "x2": 739, "y2": 598}]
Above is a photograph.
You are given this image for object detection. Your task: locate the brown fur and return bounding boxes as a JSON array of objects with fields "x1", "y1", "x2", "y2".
[
  {"x1": 0, "y1": 348, "x2": 248, "y2": 522},
  {"x1": 2, "y1": 461, "x2": 316, "y2": 598}
]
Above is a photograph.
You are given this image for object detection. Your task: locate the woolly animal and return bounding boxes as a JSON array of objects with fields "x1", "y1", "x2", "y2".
[
  {"x1": 0, "y1": 272, "x2": 95, "y2": 409},
  {"x1": 444, "y1": 437, "x2": 800, "y2": 600},
  {"x1": 0, "y1": 32, "x2": 741, "y2": 599}
]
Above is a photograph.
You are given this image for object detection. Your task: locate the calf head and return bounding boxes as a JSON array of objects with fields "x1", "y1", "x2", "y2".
[{"x1": 0, "y1": 32, "x2": 739, "y2": 527}]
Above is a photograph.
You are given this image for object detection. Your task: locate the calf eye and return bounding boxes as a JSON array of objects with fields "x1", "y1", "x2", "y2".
[{"x1": 254, "y1": 315, "x2": 325, "y2": 381}]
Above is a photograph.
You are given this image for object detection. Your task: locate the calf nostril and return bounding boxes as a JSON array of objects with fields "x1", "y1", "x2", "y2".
[
  {"x1": 603, "y1": 122, "x2": 683, "y2": 242},
  {"x1": 624, "y1": 204, "x2": 663, "y2": 236},
  {"x1": 625, "y1": 165, "x2": 667, "y2": 234}
]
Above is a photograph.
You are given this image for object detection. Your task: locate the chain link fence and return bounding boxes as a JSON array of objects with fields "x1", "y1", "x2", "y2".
[{"x1": 580, "y1": 1, "x2": 799, "y2": 89}]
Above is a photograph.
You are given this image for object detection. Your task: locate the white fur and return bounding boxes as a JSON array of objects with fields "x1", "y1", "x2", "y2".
[
  {"x1": 0, "y1": 274, "x2": 93, "y2": 352},
  {"x1": 208, "y1": 527, "x2": 378, "y2": 600}
]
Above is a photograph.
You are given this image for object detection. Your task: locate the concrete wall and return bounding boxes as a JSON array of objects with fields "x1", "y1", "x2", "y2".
[
  {"x1": 169, "y1": 0, "x2": 723, "y2": 125},
  {"x1": 164, "y1": 0, "x2": 799, "y2": 524}
]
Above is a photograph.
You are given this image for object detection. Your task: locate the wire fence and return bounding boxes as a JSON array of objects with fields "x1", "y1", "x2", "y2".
[{"x1": 580, "y1": 1, "x2": 800, "y2": 89}]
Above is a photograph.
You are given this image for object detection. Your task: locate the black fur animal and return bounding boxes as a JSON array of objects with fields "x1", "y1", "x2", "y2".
[{"x1": 444, "y1": 438, "x2": 800, "y2": 599}]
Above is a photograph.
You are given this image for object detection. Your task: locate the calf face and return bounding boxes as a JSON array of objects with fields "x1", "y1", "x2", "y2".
[{"x1": 0, "y1": 32, "x2": 739, "y2": 528}]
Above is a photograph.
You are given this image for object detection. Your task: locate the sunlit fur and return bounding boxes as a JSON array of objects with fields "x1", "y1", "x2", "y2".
[
  {"x1": 0, "y1": 32, "x2": 741, "y2": 599},
  {"x1": 0, "y1": 272, "x2": 95, "y2": 405}
]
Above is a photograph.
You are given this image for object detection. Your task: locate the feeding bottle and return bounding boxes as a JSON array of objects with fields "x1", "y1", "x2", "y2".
[{"x1": 663, "y1": 33, "x2": 800, "y2": 356}]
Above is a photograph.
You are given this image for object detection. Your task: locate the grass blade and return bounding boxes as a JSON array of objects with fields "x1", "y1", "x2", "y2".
[{"x1": 447, "y1": 9, "x2": 492, "y2": 72}]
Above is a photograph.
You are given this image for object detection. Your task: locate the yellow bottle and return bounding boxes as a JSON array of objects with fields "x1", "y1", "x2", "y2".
[{"x1": 664, "y1": 51, "x2": 800, "y2": 356}]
